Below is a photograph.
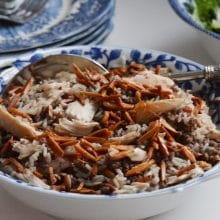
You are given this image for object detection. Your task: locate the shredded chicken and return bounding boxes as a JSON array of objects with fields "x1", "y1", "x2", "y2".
[
  {"x1": 55, "y1": 118, "x2": 98, "y2": 136},
  {"x1": 66, "y1": 99, "x2": 96, "y2": 122},
  {"x1": 110, "y1": 124, "x2": 142, "y2": 144}
]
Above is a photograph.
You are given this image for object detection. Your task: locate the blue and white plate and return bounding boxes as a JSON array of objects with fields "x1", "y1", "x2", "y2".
[
  {"x1": 0, "y1": 0, "x2": 114, "y2": 53},
  {"x1": 34, "y1": 5, "x2": 114, "y2": 48},
  {"x1": 0, "y1": 20, "x2": 113, "y2": 61},
  {"x1": 54, "y1": 20, "x2": 113, "y2": 47}
]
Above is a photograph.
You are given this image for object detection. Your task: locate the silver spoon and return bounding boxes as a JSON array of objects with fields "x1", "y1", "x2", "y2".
[
  {"x1": 3, "y1": 54, "x2": 220, "y2": 96},
  {"x1": 169, "y1": 65, "x2": 220, "y2": 82}
]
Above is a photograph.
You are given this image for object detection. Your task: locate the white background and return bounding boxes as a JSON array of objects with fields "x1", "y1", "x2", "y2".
[{"x1": 0, "y1": 0, "x2": 219, "y2": 219}]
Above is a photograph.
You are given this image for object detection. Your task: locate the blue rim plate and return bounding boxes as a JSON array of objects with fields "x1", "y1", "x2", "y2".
[
  {"x1": 56, "y1": 20, "x2": 113, "y2": 46},
  {"x1": 0, "y1": 0, "x2": 115, "y2": 53},
  {"x1": 0, "y1": 46, "x2": 220, "y2": 199},
  {"x1": 0, "y1": 20, "x2": 113, "y2": 60},
  {"x1": 168, "y1": 0, "x2": 220, "y2": 40},
  {"x1": 41, "y1": 6, "x2": 114, "y2": 47}
]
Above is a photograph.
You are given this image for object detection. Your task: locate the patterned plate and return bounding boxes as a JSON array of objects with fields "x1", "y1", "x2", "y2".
[
  {"x1": 0, "y1": 20, "x2": 113, "y2": 61},
  {"x1": 0, "y1": 0, "x2": 114, "y2": 53},
  {"x1": 34, "y1": 6, "x2": 114, "y2": 48},
  {"x1": 54, "y1": 20, "x2": 113, "y2": 47}
]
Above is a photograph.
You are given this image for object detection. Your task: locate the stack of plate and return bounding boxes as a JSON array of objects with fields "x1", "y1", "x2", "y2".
[{"x1": 0, "y1": 0, "x2": 115, "y2": 57}]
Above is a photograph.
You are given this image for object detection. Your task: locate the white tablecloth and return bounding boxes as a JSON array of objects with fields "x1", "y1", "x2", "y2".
[{"x1": 1, "y1": 0, "x2": 219, "y2": 219}]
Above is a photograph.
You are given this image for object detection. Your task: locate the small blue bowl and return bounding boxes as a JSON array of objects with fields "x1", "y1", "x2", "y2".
[{"x1": 169, "y1": 0, "x2": 220, "y2": 62}]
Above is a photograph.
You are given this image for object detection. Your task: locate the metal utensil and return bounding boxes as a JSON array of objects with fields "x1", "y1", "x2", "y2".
[
  {"x1": 169, "y1": 65, "x2": 220, "y2": 82},
  {"x1": 3, "y1": 55, "x2": 220, "y2": 96},
  {"x1": 0, "y1": 0, "x2": 48, "y2": 24}
]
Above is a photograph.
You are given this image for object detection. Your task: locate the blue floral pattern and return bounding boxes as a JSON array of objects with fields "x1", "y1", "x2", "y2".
[
  {"x1": 0, "y1": 45, "x2": 219, "y2": 196},
  {"x1": 0, "y1": 0, "x2": 114, "y2": 52}
]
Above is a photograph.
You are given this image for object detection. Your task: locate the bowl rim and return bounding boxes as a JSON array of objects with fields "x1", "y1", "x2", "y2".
[
  {"x1": 0, "y1": 45, "x2": 219, "y2": 200},
  {"x1": 168, "y1": 0, "x2": 220, "y2": 40}
]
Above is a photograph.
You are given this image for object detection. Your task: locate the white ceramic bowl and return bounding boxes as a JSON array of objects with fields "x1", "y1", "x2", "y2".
[
  {"x1": 0, "y1": 45, "x2": 220, "y2": 220},
  {"x1": 169, "y1": 0, "x2": 220, "y2": 63}
]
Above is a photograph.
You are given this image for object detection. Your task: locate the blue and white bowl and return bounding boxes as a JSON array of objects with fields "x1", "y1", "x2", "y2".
[
  {"x1": 0, "y1": 45, "x2": 220, "y2": 220},
  {"x1": 169, "y1": 0, "x2": 220, "y2": 63}
]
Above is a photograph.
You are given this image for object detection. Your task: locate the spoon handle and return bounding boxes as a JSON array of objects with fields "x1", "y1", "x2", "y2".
[{"x1": 169, "y1": 65, "x2": 220, "y2": 82}]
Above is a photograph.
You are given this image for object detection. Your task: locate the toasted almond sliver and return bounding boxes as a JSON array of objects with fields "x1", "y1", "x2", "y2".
[
  {"x1": 71, "y1": 187, "x2": 98, "y2": 194},
  {"x1": 160, "y1": 118, "x2": 178, "y2": 134},
  {"x1": 181, "y1": 146, "x2": 196, "y2": 163},
  {"x1": 138, "y1": 120, "x2": 161, "y2": 144},
  {"x1": 88, "y1": 128, "x2": 113, "y2": 138},
  {"x1": 101, "y1": 111, "x2": 110, "y2": 126},
  {"x1": 160, "y1": 160, "x2": 166, "y2": 182},
  {"x1": 120, "y1": 80, "x2": 145, "y2": 91},
  {"x1": 60, "y1": 140, "x2": 78, "y2": 148},
  {"x1": 7, "y1": 86, "x2": 23, "y2": 96},
  {"x1": 126, "y1": 159, "x2": 155, "y2": 176},
  {"x1": 157, "y1": 136, "x2": 170, "y2": 157},
  {"x1": 8, "y1": 107, "x2": 32, "y2": 122},
  {"x1": 52, "y1": 136, "x2": 77, "y2": 143},
  {"x1": 80, "y1": 138, "x2": 95, "y2": 149},
  {"x1": 47, "y1": 135, "x2": 64, "y2": 157},
  {"x1": 110, "y1": 149, "x2": 133, "y2": 161},
  {"x1": 118, "y1": 98, "x2": 135, "y2": 110},
  {"x1": 22, "y1": 77, "x2": 34, "y2": 95},
  {"x1": 104, "y1": 169, "x2": 115, "y2": 178},
  {"x1": 175, "y1": 163, "x2": 196, "y2": 176},
  {"x1": 109, "y1": 120, "x2": 124, "y2": 131},
  {"x1": 109, "y1": 111, "x2": 121, "y2": 121},
  {"x1": 80, "y1": 91, "x2": 119, "y2": 101},
  {"x1": 94, "y1": 146, "x2": 109, "y2": 154},
  {"x1": 72, "y1": 64, "x2": 95, "y2": 88},
  {"x1": 8, "y1": 93, "x2": 21, "y2": 108},
  {"x1": 161, "y1": 126, "x2": 175, "y2": 141},
  {"x1": 111, "y1": 145, "x2": 135, "y2": 151},
  {"x1": 83, "y1": 136, "x2": 107, "y2": 144},
  {"x1": 26, "y1": 132, "x2": 48, "y2": 141},
  {"x1": 123, "y1": 111, "x2": 135, "y2": 124},
  {"x1": 103, "y1": 102, "x2": 121, "y2": 110},
  {"x1": 75, "y1": 144, "x2": 97, "y2": 162}
]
